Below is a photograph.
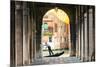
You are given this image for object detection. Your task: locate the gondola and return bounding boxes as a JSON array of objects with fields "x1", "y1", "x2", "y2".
[{"x1": 45, "y1": 51, "x2": 64, "y2": 57}]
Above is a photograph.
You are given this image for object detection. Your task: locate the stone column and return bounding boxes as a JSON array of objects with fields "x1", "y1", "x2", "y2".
[
  {"x1": 80, "y1": 6, "x2": 85, "y2": 62},
  {"x1": 83, "y1": 6, "x2": 85, "y2": 62},
  {"x1": 28, "y1": 6, "x2": 31, "y2": 64},
  {"x1": 10, "y1": 1, "x2": 15, "y2": 66},
  {"x1": 87, "y1": 6, "x2": 90, "y2": 61},
  {"x1": 80, "y1": 6, "x2": 84, "y2": 61},
  {"x1": 80, "y1": 17, "x2": 84, "y2": 61},
  {"x1": 35, "y1": 8, "x2": 42, "y2": 59},
  {"x1": 75, "y1": 6, "x2": 79, "y2": 58},
  {"x1": 31, "y1": 13, "x2": 36, "y2": 62},
  {"x1": 92, "y1": 7, "x2": 95, "y2": 61},
  {"x1": 88, "y1": 8, "x2": 94, "y2": 61},
  {"x1": 32, "y1": 4, "x2": 37, "y2": 61},
  {"x1": 78, "y1": 6, "x2": 81, "y2": 59},
  {"x1": 28, "y1": 5, "x2": 34, "y2": 63},
  {"x1": 79, "y1": 6, "x2": 82, "y2": 60},
  {"x1": 15, "y1": 2, "x2": 23, "y2": 66},
  {"x1": 23, "y1": 2, "x2": 30, "y2": 65},
  {"x1": 84, "y1": 12, "x2": 88, "y2": 61}
]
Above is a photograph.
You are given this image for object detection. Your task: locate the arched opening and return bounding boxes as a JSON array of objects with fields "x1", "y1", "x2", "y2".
[{"x1": 41, "y1": 8, "x2": 71, "y2": 57}]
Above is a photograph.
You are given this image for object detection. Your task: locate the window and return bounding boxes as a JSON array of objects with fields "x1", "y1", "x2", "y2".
[{"x1": 49, "y1": 36, "x2": 52, "y2": 42}]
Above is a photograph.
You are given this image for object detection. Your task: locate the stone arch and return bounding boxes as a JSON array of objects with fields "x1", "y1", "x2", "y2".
[
  {"x1": 41, "y1": 7, "x2": 71, "y2": 57},
  {"x1": 34, "y1": 3, "x2": 76, "y2": 58}
]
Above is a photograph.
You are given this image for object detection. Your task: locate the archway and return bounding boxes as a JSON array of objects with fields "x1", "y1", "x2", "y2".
[{"x1": 41, "y1": 7, "x2": 71, "y2": 57}]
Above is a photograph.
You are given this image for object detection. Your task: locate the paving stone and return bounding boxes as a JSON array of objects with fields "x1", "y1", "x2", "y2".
[{"x1": 31, "y1": 57, "x2": 82, "y2": 65}]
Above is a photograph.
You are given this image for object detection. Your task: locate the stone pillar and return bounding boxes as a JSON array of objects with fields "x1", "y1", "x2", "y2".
[
  {"x1": 78, "y1": 6, "x2": 81, "y2": 59},
  {"x1": 80, "y1": 6, "x2": 85, "y2": 62},
  {"x1": 78, "y1": 26, "x2": 81, "y2": 59},
  {"x1": 79, "y1": 6, "x2": 82, "y2": 60},
  {"x1": 10, "y1": 1, "x2": 15, "y2": 66},
  {"x1": 28, "y1": 6, "x2": 31, "y2": 64},
  {"x1": 32, "y1": 4, "x2": 37, "y2": 61},
  {"x1": 28, "y1": 6, "x2": 33, "y2": 63},
  {"x1": 23, "y1": 2, "x2": 30, "y2": 65},
  {"x1": 87, "y1": 6, "x2": 90, "y2": 61},
  {"x1": 92, "y1": 7, "x2": 95, "y2": 61},
  {"x1": 88, "y1": 8, "x2": 94, "y2": 61},
  {"x1": 15, "y1": 2, "x2": 23, "y2": 66},
  {"x1": 84, "y1": 12, "x2": 88, "y2": 61},
  {"x1": 75, "y1": 6, "x2": 80, "y2": 58},
  {"x1": 80, "y1": 17, "x2": 84, "y2": 61},
  {"x1": 35, "y1": 8, "x2": 42, "y2": 59},
  {"x1": 31, "y1": 12, "x2": 36, "y2": 62},
  {"x1": 83, "y1": 6, "x2": 85, "y2": 62}
]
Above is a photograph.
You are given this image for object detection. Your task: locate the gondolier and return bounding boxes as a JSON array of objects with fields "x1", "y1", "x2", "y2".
[{"x1": 44, "y1": 42, "x2": 54, "y2": 56}]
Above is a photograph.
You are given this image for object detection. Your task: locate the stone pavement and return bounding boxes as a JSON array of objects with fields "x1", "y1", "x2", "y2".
[{"x1": 31, "y1": 57, "x2": 82, "y2": 65}]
